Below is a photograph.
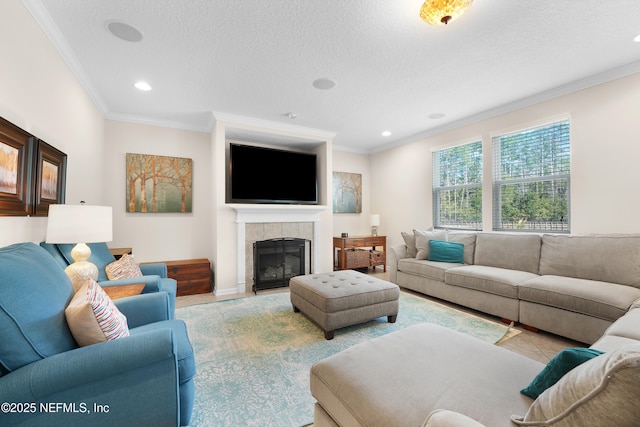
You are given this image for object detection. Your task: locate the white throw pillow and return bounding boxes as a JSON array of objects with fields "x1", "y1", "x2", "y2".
[
  {"x1": 65, "y1": 278, "x2": 130, "y2": 346},
  {"x1": 511, "y1": 344, "x2": 640, "y2": 426},
  {"x1": 414, "y1": 229, "x2": 447, "y2": 260}
]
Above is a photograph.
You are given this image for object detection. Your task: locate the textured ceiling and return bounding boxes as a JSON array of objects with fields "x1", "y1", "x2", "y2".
[{"x1": 23, "y1": 0, "x2": 640, "y2": 152}]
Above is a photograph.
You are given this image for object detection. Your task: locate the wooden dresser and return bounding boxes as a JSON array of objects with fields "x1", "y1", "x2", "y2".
[{"x1": 162, "y1": 258, "x2": 213, "y2": 296}]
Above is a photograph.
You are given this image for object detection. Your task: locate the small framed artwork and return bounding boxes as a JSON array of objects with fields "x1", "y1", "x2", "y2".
[
  {"x1": 333, "y1": 171, "x2": 362, "y2": 213},
  {"x1": 0, "y1": 117, "x2": 34, "y2": 216},
  {"x1": 126, "y1": 153, "x2": 193, "y2": 213},
  {"x1": 32, "y1": 139, "x2": 67, "y2": 216}
]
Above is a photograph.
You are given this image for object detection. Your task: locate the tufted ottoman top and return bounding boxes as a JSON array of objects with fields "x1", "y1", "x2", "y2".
[{"x1": 290, "y1": 270, "x2": 399, "y2": 313}]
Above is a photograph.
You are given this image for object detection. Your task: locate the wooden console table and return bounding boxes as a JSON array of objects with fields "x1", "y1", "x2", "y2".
[{"x1": 333, "y1": 235, "x2": 386, "y2": 272}]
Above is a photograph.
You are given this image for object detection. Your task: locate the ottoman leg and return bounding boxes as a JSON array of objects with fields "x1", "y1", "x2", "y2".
[
  {"x1": 324, "y1": 330, "x2": 335, "y2": 340},
  {"x1": 388, "y1": 314, "x2": 397, "y2": 323},
  {"x1": 293, "y1": 305, "x2": 300, "y2": 313}
]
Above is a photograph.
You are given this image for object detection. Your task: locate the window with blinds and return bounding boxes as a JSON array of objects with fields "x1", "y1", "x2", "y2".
[
  {"x1": 492, "y1": 119, "x2": 570, "y2": 232},
  {"x1": 432, "y1": 140, "x2": 482, "y2": 230}
]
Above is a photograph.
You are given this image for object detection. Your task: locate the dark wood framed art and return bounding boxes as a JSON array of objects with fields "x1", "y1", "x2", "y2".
[
  {"x1": 0, "y1": 117, "x2": 34, "y2": 216},
  {"x1": 32, "y1": 139, "x2": 66, "y2": 216},
  {"x1": 0, "y1": 117, "x2": 67, "y2": 216}
]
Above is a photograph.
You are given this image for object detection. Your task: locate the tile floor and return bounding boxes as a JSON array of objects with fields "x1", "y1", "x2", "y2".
[{"x1": 176, "y1": 268, "x2": 585, "y2": 364}]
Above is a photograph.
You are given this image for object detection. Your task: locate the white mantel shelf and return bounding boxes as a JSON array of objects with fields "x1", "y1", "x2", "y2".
[
  {"x1": 229, "y1": 204, "x2": 328, "y2": 223},
  {"x1": 228, "y1": 203, "x2": 328, "y2": 294}
]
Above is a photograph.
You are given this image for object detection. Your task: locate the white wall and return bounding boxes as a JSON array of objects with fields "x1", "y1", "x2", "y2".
[
  {"x1": 103, "y1": 120, "x2": 212, "y2": 262},
  {"x1": 0, "y1": 0, "x2": 105, "y2": 247},
  {"x1": 332, "y1": 150, "x2": 373, "y2": 236},
  {"x1": 371, "y1": 72, "x2": 640, "y2": 248}
]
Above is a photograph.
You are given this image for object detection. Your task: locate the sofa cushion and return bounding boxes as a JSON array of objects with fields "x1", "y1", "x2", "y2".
[
  {"x1": 447, "y1": 232, "x2": 477, "y2": 265},
  {"x1": 539, "y1": 234, "x2": 640, "y2": 288},
  {"x1": 423, "y1": 409, "x2": 487, "y2": 427},
  {"x1": 0, "y1": 243, "x2": 77, "y2": 373},
  {"x1": 398, "y1": 258, "x2": 461, "y2": 282},
  {"x1": 474, "y1": 233, "x2": 541, "y2": 274},
  {"x1": 402, "y1": 231, "x2": 418, "y2": 258},
  {"x1": 65, "y1": 278, "x2": 130, "y2": 346},
  {"x1": 520, "y1": 348, "x2": 604, "y2": 399},
  {"x1": 415, "y1": 229, "x2": 447, "y2": 260},
  {"x1": 512, "y1": 344, "x2": 640, "y2": 426},
  {"x1": 429, "y1": 240, "x2": 464, "y2": 263},
  {"x1": 518, "y1": 275, "x2": 640, "y2": 321},
  {"x1": 445, "y1": 265, "x2": 537, "y2": 299}
]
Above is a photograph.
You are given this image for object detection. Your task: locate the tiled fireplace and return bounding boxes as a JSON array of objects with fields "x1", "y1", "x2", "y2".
[{"x1": 232, "y1": 205, "x2": 326, "y2": 294}]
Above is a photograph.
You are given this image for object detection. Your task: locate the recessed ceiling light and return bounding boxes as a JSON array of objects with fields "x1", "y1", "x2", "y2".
[
  {"x1": 428, "y1": 113, "x2": 446, "y2": 119},
  {"x1": 634, "y1": 33, "x2": 640, "y2": 42},
  {"x1": 286, "y1": 112, "x2": 297, "y2": 119},
  {"x1": 106, "y1": 20, "x2": 143, "y2": 42},
  {"x1": 381, "y1": 131, "x2": 392, "y2": 136},
  {"x1": 134, "y1": 81, "x2": 152, "y2": 91},
  {"x1": 312, "y1": 78, "x2": 337, "y2": 90}
]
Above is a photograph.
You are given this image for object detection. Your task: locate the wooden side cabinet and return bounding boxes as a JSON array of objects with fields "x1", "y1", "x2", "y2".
[
  {"x1": 333, "y1": 235, "x2": 386, "y2": 272},
  {"x1": 162, "y1": 258, "x2": 213, "y2": 296}
]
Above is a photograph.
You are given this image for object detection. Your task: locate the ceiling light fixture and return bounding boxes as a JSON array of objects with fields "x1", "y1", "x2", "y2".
[
  {"x1": 634, "y1": 34, "x2": 640, "y2": 42},
  {"x1": 420, "y1": 0, "x2": 473, "y2": 26},
  {"x1": 134, "y1": 81, "x2": 152, "y2": 91},
  {"x1": 381, "y1": 131, "x2": 392, "y2": 136},
  {"x1": 312, "y1": 78, "x2": 337, "y2": 90},
  {"x1": 286, "y1": 112, "x2": 297, "y2": 119},
  {"x1": 428, "y1": 113, "x2": 446, "y2": 119}
]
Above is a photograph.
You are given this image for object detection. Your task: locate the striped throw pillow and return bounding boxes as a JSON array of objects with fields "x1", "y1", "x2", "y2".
[
  {"x1": 105, "y1": 253, "x2": 143, "y2": 280},
  {"x1": 65, "y1": 278, "x2": 130, "y2": 346}
]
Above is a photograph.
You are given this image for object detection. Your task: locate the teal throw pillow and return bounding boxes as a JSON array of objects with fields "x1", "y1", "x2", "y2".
[
  {"x1": 428, "y1": 240, "x2": 464, "y2": 263},
  {"x1": 521, "y1": 347, "x2": 604, "y2": 399}
]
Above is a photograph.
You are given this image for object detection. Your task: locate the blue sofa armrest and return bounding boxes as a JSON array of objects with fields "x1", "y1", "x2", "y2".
[
  {"x1": 98, "y1": 274, "x2": 162, "y2": 293},
  {"x1": 114, "y1": 292, "x2": 171, "y2": 327},
  {"x1": 140, "y1": 262, "x2": 168, "y2": 278},
  {"x1": 0, "y1": 328, "x2": 180, "y2": 427}
]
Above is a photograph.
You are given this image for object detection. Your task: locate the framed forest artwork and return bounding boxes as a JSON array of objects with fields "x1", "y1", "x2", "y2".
[
  {"x1": 126, "y1": 153, "x2": 193, "y2": 213},
  {"x1": 0, "y1": 117, "x2": 66, "y2": 216},
  {"x1": 33, "y1": 139, "x2": 67, "y2": 216},
  {"x1": 333, "y1": 171, "x2": 362, "y2": 213}
]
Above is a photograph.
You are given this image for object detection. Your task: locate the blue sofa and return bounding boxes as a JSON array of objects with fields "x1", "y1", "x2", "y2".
[
  {"x1": 40, "y1": 242, "x2": 177, "y2": 317},
  {"x1": 0, "y1": 242, "x2": 195, "y2": 426}
]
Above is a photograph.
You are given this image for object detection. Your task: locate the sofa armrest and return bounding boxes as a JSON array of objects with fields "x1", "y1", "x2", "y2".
[
  {"x1": 388, "y1": 244, "x2": 408, "y2": 283},
  {"x1": 0, "y1": 328, "x2": 179, "y2": 426},
  {"x1": 98, "y1": 275, "x2": 162, "y2": 293},
  {"x1": 422, "y1": 410, "x2": 487, "y2": 427},
  {"x1": 114, "y1": 292, "x2": 171, "y2": 327},
  {"x1": 140, "y1": 262, "x2": 168, "y2": 278}
]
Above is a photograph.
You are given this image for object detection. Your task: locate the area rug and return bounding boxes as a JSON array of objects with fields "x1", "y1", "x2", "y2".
[{"x1": 176, "y1": 291, "x2": 516, "y2": 427}]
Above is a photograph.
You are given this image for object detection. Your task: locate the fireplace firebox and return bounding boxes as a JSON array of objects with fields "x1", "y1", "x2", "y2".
[{"x1": 253, "y1": 237, "x2": 311, "y2": 293}]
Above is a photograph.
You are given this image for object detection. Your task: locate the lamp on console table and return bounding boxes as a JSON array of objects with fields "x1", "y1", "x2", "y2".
[
  {"x1": 370, "y1": 214, "x2": 380, "y2": 236},
  {"x1": 45, "y1": 203, "x2": 113, "y2": 291}
]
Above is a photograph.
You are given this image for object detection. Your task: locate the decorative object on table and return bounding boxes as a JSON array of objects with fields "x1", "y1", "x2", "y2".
[
  {"x1": 370, "y1": 213, "x2": 380, "y2": 236},
  {"x1": 332, "y1": 171, "x2": 362, "y2": 213},
  {"x1": 45, "y1": 203, "x2": 113, "y2": 290},
  {"x1": 420, "y1": 0, "x2": 473, "y2": 26},
  {"x1": 0, "y1": 117, "x2": 66, "y2": 216},
  {"x1": 126, "y1": 152, "x2": 192, "y2": 213}
]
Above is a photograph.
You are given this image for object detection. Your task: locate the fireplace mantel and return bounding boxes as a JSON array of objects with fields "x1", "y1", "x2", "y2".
[{"x1": 229, "y1": 204, "x2": 328, "y2": 294}]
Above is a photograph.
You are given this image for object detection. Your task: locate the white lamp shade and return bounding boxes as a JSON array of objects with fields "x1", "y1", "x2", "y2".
[
  {"x1": 45, "y1": 204, "x2": 113, "y2": 244},
  {"x1": 370, "y1": 214, "x2": 380, "y2": 227}
]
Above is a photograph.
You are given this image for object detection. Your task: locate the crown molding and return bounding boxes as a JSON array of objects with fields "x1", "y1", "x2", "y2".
[{"x1": 212, "y1": 112, "x2": 336, "y2": 141}]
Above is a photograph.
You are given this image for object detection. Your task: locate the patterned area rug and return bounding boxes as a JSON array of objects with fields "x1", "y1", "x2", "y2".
[{"x1": 177, "y1": 291, "x2": 515, "y2": 427}]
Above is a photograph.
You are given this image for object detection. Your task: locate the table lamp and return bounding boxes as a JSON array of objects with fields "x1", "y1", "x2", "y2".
[
  {"x1": 45, "y1": 204, "x2": 113, "y2": 290},
  {"x1": 370, "y1": 214, "x2": 380, "y2": 236}
]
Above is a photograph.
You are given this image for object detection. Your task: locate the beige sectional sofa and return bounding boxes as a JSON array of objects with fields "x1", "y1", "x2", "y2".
[
  {"x1": 389, "y1": 231, "x2": 640, "y2": 344},
  {"x1": 310, "y1": 304, "x2": 640, "y2": 426}
]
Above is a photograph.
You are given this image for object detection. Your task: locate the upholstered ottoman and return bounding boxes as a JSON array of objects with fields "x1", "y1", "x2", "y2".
[{"x1": 290, "y1": 270, "x2": 400, "y2": 339}]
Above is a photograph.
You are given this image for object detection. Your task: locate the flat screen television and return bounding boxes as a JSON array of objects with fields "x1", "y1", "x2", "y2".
[{"x1": 228, "y1": 143, "x2": 318, "y2": 204}]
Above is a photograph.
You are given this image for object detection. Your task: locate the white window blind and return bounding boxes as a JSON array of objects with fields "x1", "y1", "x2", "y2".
[
  {"x1": 492, "y1": 119, "x2": 570, "y2": 232},
  {"x1": 432, "y1": 141, "x2": 482, "y2": 230}
]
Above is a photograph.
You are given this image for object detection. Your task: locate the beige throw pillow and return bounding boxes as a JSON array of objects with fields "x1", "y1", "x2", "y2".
[
  {"x1": 511, "y1": 344, "x2": 640, "y2": 426},
  {"x1": 414, "y1": 229, "x2": 447, "y2": 260},
  {"x1": 65, "y1": 278, "x2": 130, "y2": 346},
  {"x1": 105, "y1": 253, "x2": 143, "y2": 280}
]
